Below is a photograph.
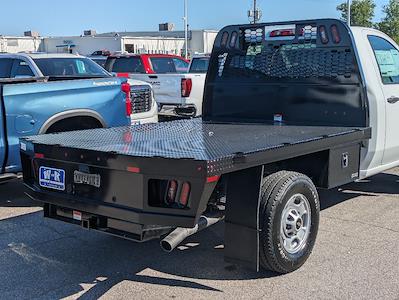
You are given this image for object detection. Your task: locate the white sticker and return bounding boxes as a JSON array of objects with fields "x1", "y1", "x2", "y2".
[
  {"x1": 20, "y1": 142, "x2": 27, "y2": 151},
  {"x1": 73, "y1": 211, "x2": 82, "y2": 221},
  {"x1": 274, "y1": 114, "x2": 283, "y2": 122}
]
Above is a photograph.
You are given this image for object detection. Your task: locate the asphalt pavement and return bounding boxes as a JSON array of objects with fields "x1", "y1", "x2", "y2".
[{"x1": 0, "y1": 168, "x2": 398, "y2": 300}]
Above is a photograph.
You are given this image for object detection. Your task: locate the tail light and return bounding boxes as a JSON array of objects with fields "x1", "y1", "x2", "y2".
[
  {"x1": 221, "y1": 31, "x2": 229, "y2": 47},
  {"x1": 270, "y1": 29, "x2": 296, "y2": 37},
  {"x1": 179, "y1": 182, "x2": 191, "y2": 207},
  {"x1": 331, "y1": 24, "x2": 341, "y2": 44},
  {"x1": 121, "y1": 82, "x2": 132, "y2": 116},
  {"x1": 165, "y1": 180, "x2": 178, "y2": 204},
  {"x1": 181, "y1": 78, "x2": 192, "y2": 97},
  {"x1": 319, "y1": 25, "x2": 329, "y2": 44},
  {"x1": 230, "y1": 31, "x2": 238, "y2": 48}
]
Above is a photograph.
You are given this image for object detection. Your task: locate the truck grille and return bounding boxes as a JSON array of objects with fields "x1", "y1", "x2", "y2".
[{"x1": 131, "y1": 86, "x2": 152, "y2": 114}]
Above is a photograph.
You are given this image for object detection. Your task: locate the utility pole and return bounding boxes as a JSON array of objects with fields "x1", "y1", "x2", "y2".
[
  {"x1": 183, "y1": 0, "x2": 188, "y2": 59},
  {"x1": 347, "y1": 0, "x2": 351, "y2": 26},
  {"x1": 248, "y1": 0, "x2": 262, "y2": 24}
]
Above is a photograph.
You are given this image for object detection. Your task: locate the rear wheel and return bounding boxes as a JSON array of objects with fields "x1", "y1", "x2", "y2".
[
  {"x1": 45, "y1": 116, "x2": 103, "y2": 134},
  {"x1": 259, "y1": 171, "x2": 320, "y2": 273}
]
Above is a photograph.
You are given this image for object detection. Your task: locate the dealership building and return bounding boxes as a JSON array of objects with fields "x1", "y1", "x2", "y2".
[{"x1": 1, "y1": 26, "x2": 218, "y2": 57}]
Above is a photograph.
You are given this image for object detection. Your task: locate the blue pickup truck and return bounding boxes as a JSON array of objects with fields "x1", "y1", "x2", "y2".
[{"x1": 0, "y1": 53, "x2": 132, "y2": 182}]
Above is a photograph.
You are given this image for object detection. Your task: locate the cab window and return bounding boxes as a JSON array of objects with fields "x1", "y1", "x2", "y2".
[
  {"x1": 0, "y1": 58, "x2": 13, "y2": 78},
  {"x1": 10, "y1": 59, "x2": 35, "y2": 78},
  {"x1": 368, "y1": 35, "x2": 399, "y2": 84}
]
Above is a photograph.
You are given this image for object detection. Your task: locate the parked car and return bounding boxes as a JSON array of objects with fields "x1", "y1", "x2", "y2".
[
  {"x1": 0, "y1": 53, "x2": 158, "y2": 125},
  {"x1": 105, "y1": 54, "x2": 189, "y2": 75},
  {"x1": 106, "y1": 53, "x2": 209, "y2": 118},
  {"x1": 0, "y1": 53, "x2": 158, "y2": 182},
  {"x1": 89, "y1": 56, "x2": 108, "y2": 68},
  {"x1": 105, "y1": 54, "x2": 190, "y2": 112},
  {"x1": 157, "y1": 54, "x2": 210, "y2": 117},
  {"x1": 21, "y1": 19, "x2": 397, "y2": 275}
]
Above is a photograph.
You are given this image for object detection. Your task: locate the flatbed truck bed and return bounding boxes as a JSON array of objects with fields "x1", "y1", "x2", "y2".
[{"x1": 21, "y1": 19, "x2": 388, "y2": 274}]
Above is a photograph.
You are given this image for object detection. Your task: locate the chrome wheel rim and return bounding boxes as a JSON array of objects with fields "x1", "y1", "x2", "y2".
[{"x1": 280, "y1": 193, "x2": 311, "y2": 254}]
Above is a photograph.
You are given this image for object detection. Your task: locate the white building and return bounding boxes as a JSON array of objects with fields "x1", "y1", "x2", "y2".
[
  {"x1": 0, "y1": 36, "x2": 42, "y2": 53},
  {"x1": 42, "y1": 29, "x2": 218, "y2": 57}
]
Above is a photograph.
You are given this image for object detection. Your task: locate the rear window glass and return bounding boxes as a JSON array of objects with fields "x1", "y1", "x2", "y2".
[
  {"x1": 0, "y1": 58, "x2": 13, "y2": 78},
  {"x1": 11, "y1": 59, "x2": 34, "y2": 78},
  {"x1": 173, "y1": 58, "x2": 189, "y2": 72},
  {"x1": 189, "y1": 58, "x2": 210, "y2": 73},
  {"x1": 105, "y1": 57, "x2": 145, "y2": 73},
  {"x1": 150, "y1": 57, "x2": 176, "y2": 73},
  {"x1": 34, "y1": 58, "x2": 108, "y2": 77}
]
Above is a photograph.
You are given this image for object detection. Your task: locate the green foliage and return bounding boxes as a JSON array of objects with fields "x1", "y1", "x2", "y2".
[
  {"x1": 377, "y1": 0, "x2": 399, "y2": 44},
  {"x1": 337, "y1": 0, "x2": 376, "y2": 27}
]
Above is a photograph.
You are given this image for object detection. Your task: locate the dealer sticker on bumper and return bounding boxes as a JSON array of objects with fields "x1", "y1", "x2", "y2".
[{"x1": 39, "y1": 166, "x2": 65, "y2": 191}]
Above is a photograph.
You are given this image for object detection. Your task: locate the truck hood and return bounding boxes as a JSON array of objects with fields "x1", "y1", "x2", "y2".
[{"x1": 127, "y1": 78, "x2": 152, "y2": 88}]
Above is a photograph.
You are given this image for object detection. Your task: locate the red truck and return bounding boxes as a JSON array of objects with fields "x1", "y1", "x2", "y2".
[{"x1": 104, "y1": 54, "x2": 189, "y2": 75}]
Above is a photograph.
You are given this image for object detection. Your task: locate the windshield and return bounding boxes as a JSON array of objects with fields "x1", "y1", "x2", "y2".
[
  {"x1": 189, "y1": 57, "x2": 210, "y2": 73},
  {"x1": 34, "y1": 57, "x2": 110, "y2": 77}
]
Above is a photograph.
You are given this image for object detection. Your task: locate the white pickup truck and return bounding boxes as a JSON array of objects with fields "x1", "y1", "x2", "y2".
[
  {"x1": 20, "y1": 20, "x2": 399, "y2": 274},
  {"x1": 106, "y1": 55, "x2": 210, "y2": 118},
  {"x1": 155, "y1": 55, "x2": 210, "y2": 117}
]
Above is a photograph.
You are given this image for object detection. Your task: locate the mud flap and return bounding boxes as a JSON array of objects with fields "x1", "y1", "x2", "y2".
[{"x1": 224, "y1": 165, "x2": 264, "y2": 271}]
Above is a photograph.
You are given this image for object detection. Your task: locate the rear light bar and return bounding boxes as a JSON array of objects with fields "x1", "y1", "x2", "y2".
[
  {"x1": 181, "y1": 78, "x2": 192, "y2": 97},
  {"x1": 319, "y1": 25, "x2": 329, "y2": 44},
  {"x1": 270, "y1": 29, "x2": 296, "y2": 37},
  {"x1": 121, "y1": 82, "x2": 132, "y2": 116},
  {"x1": 221, "y1": 31, "x2": 229, "y2": 47},
  {"x1": 331, "y1": 24, "x2": 341, "y2": 44}
]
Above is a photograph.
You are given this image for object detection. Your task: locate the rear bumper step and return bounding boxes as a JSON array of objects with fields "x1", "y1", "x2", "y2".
[{"x1": 44, "y1": 203, "x2": 172, "y2": 242}]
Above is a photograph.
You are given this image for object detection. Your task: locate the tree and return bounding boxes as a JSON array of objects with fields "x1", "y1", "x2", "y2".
[
  {"x1": 377, "y1": 0, "x2": 399, "y2": 44},
  {"x1": 337, "y1": 0, "x2": 376, "y2": 27}
]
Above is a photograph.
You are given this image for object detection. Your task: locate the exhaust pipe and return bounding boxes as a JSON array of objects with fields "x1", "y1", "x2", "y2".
[{"x1": 160, "y1": 211, "x2": 224, "y2": 252}]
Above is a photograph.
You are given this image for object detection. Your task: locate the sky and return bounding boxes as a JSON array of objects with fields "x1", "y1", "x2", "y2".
[{"x1": 0, "y1": 0, "x2": 389, "y2": 37}]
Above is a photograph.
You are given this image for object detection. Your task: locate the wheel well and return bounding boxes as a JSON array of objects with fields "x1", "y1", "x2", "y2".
[{"x1": 45, "y1": 116, "x2": 104, "y2": 134}]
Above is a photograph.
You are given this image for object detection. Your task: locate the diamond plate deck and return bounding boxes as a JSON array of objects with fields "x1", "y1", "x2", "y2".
[{"x1": 24, "y1": 118, "x2": 367, "y2": 164}]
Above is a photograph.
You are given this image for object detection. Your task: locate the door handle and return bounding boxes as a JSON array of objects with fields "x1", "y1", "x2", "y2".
[
  {"x1": 149, "y1": 75, "x2": 158, "y2": 79},
  {"x1": 387, "y1": 96, "x2": 399, "y2": 104}
]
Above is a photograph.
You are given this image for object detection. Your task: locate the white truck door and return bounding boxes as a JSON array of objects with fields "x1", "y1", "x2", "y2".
[{"x1": 368, "y1": 34, "x2": 399, "y2": 165}]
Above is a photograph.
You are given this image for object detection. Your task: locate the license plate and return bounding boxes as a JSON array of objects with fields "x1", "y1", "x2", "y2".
[
  {"x1": 39, "y1": 167, "x2": 65, "y2": 191},
  {"x1": 74, "y1": 170, "x2": 101, "y2": 188}
]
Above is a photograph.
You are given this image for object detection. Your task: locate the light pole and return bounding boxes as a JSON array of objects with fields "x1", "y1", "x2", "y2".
[
  {"x1": 347, "y1": 0, "x2": 351, "y2": 26},
  {"x1": 183, "y1": 0, "x2": 188, "y2": 59},
  {"x1": 247, "y1": 0, "x2": 262, "y2": 24}
]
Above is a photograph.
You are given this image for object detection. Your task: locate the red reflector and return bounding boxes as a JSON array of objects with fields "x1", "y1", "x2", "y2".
[
  {"x1": 331, "y1": 24, "x2": 341, "y2": 44},
  {"x1": 34, "y1": 153, "x2": 44, "y2": 159},
  {"x1": 117, "y1": 73, "x2": 130, "y2": 78},
  {"x1": 121, "y1": 82, "x2": 132, "y2": 116},
  {"x1": 166, "y1": 180, "x2": 178, "y2": 204},
  {"x1": 127, "y1": 166, "x2": 140, "y2": 173},
  {"x1": 179, "y1": 182, "x2": 191, "y2": 206},
  {"x1": 206, "y1": 175, "x2": 220, "y2": 183},
  {"x1": 181, "y1": 78, "x2": 192, "y2": 97}
]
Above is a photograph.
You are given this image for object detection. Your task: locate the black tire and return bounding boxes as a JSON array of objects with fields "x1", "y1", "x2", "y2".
[{"x1": 259, "y1": 171, "x2": 320, "y2": 274}]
